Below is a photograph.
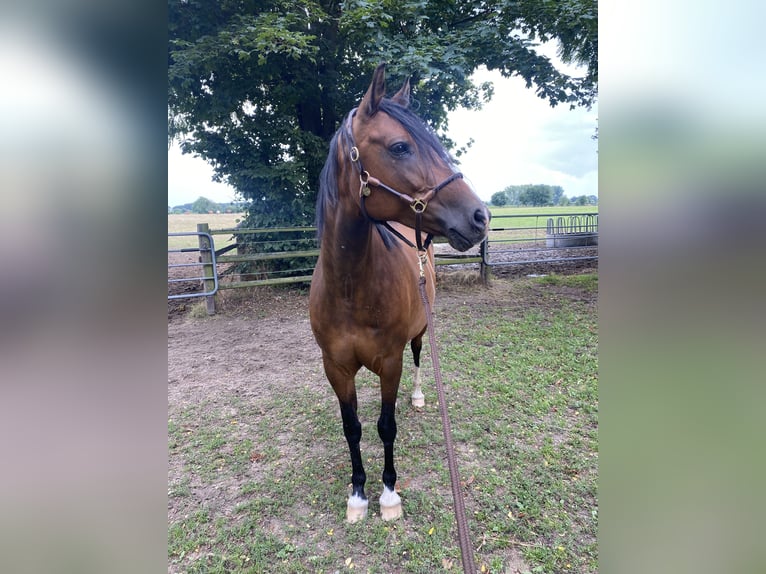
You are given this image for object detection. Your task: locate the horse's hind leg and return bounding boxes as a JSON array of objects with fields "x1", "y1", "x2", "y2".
[{"x1": 410, "y1": 334, "x2": 425, "y2": 408}]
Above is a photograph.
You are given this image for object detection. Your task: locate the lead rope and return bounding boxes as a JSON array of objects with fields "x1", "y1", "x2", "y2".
[{"x1": 417, "y1": 262, "x2": 476, "y2": 574}]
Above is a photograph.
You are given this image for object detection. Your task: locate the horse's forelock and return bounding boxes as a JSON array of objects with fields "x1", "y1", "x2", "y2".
[{"x1": 378, "y1": 99, "x2": 455, "y2": 167}]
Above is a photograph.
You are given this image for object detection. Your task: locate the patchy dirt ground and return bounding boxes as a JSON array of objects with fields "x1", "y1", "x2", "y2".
[
  {"x1": 168, "y1": 250, "x2": 597, "y2": 431},
  {"x1": 168, "y1": 253, "x2": 597, "y2": 573},
  {"x1": 166, "y1": 265, "x2": 598, "y2": 456},
  {"x1": 168, "y1": 285, "x2": 317, "y2": 414}
]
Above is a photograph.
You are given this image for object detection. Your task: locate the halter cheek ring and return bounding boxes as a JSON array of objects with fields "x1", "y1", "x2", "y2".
[{"x1": 410, "y1": 199, "x2": 427, "y2": 213}]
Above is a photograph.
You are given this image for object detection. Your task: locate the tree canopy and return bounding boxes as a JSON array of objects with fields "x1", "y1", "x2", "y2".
[
  {"x1": 491, "y1": 183, "x2": 565, "y2": 206},
  {"x1": 169, "y1": 0, "x2": 597, "y2": 226}
]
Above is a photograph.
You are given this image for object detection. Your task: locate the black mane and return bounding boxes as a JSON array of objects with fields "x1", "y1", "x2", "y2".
[
  {"x1": 315, "y1": 98, "x2": 457, "y2": 247},
  {"x1": 315, "y1": 126, "x2": 344, "y2": 242}
]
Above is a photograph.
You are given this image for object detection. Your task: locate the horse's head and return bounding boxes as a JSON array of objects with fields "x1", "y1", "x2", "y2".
[{"x1": 348, "y1": 63, "x2": 490, "y2": 252}]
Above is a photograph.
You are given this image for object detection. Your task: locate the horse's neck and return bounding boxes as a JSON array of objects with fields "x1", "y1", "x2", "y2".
[{"x1": 320, "y1": 211, "x2": 377, "y2": 277}]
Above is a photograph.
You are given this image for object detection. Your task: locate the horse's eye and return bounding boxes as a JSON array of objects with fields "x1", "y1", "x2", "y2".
[{"x1": 389, "y1": 142, "x2": 411, "y2": 157}]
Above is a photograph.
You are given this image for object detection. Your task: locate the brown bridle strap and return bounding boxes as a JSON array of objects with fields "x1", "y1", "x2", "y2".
[{"x1": 360, "y1": 171, "x2": 463, "y2": 214}]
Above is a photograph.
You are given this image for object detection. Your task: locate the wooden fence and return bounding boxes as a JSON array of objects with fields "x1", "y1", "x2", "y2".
[{"x1": 202, "y1": 223, "x2": 485, "y2": 285}]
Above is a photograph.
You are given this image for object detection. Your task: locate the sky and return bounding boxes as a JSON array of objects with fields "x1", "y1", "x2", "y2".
[{"x1": 168, "y1": 60, "x2": 598, "y2": 207}]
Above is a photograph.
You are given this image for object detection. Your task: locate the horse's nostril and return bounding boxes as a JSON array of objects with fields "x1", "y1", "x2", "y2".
[{"x1": 474, "y1": 207, "x2": 488, "y2": 226}]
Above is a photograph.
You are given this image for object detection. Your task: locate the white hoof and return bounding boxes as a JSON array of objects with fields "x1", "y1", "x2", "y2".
[
  {"x1": 346, "y1": 495, "x2": 368, "y2": 523},
  {"x1": 380, "y1": 487, "x2": 402, "y2": 521},
  {"x1": 381, "y1": 502, "x2": 402, "y2": 521},
  {"x1": 411, "y1": 390, "x2": 425, "y2": 408}
]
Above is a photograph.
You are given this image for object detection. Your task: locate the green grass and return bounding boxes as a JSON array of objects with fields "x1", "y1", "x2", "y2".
[
  {"x1": 537, "y1": 274, "x2": 598, "y2": 292},
  {"x1": 168, "y1": 275, "x2": 597, "y2": 573}
]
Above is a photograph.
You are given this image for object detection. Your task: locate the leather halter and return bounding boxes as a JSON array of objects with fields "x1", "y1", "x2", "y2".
[{"x1": 343, "y1": 108, "x2": 463, "y2": 253}]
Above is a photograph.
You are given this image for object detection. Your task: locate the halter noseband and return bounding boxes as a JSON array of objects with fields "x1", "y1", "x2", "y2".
[{"x1": 344, "y1": 108, "x2": 463, "y2": 253}]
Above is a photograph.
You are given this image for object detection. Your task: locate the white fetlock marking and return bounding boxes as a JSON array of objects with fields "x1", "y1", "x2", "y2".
[
  {"x1": 411, "y1": 367, "x2": 425, "y2": 407},
  {"x1": 380, "y1": 487, "x2": 402, "y2": 521},
  {"x1": 346, "y1": 494, "x2": 368, "y2": 523}
]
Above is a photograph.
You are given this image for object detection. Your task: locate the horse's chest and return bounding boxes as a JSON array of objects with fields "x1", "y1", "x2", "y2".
[
  {"x1": 336, "y1": 294, "x2": 421, "y2": 338},
  {"x1": 311, "y1": 265, "x2": 426, "y2": 348}
]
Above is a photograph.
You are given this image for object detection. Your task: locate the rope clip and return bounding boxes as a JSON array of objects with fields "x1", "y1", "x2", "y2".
[
  {"x1": 359, "y1": 171, "x2": 371, "y2": 197},
  {"x1": 417, "y1": 250, "x2": 428, "y2": 278}
]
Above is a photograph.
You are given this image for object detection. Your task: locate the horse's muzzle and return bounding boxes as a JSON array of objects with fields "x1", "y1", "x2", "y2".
[{"x1": 446, "y1": 206, "x2": 490, "y2": 252}]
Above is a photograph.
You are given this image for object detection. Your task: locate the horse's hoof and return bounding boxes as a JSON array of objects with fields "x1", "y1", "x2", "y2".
[
  {"x1": 380, "y1": 502, "x2": 403, "y2": 521},
  {"x1": 411, "y1": 391, "x2": 425, "y2": 408},
  {"x1": 346, "y1": 497, "x2": 368, "y2": 523},
  {"x1": 380, "y1": 487, "x2": 402, "y2": 521}
]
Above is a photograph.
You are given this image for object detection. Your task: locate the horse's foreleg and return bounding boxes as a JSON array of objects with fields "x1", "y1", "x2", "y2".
[
  {"x1": 339, "y1": 400, "x2": 368, "y2": 522},
  {"x1": 410, "y1": 336, "x2": 425, "y2": 408},
  {"x1": 377, "y1": 401, "x2": 402, "y2": 520}
]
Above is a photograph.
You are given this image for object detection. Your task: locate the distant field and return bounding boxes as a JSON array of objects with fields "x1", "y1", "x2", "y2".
[
  {"x1": 168, "y1": 213, "x2": 244, "y2": 250},
  {"x1": 489, "y1": 205, "x2": 598, "y2": 218}
]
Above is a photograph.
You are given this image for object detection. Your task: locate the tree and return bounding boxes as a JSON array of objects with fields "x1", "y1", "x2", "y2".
[
  {"x1": 518, "y1": 185, "x2": 553, "y2": 206},
  {"x1": 493, "y1": 184, "x2": 567, "y2": 207},
  {"x1": 191, "y1": 196, "x2": 219, "y2": 214},
  {"x1": 550, "y1": 185, "x2": 565, "y2": 205},
  {"x1": 502, "y1": 186, "x2": 523, "y2": 207},
  {"x1": 169, "y1": 0, "x2": 597, "y2": 227},
  {"x1": 490, "y1": 191, "x2": 508, "y2": 207}
]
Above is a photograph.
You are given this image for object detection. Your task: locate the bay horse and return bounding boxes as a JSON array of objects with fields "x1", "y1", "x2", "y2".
[{"x1": 309, "y1": 63, "x2": 490, "y2": 523}]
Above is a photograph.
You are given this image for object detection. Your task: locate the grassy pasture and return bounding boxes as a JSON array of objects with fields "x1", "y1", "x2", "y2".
[
  {"x1": 168, "y1": 273, "x2": 598, "y2": 573},
  {"x1": 168, "y1": 213, "x2": 245, "y2": 251}
]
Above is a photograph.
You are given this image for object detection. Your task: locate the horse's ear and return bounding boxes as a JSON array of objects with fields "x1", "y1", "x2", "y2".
[
  {"x1": 391, "y1": 77, "x2": 411, "y2": 107},
  {"x1": 360, "y1": 63, "x2": 387, "y2": 117}
]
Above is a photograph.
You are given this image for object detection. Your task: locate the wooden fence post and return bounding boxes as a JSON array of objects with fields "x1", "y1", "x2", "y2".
[
  {"x1": 197, "y1": 222, "x2": 216, "y2": 315},
  {"x1": 479, "y1": 237, "x2": 489, "y2": 286}
]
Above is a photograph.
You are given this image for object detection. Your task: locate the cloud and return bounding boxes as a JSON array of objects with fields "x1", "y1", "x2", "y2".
[
  {"x1": 537, "y1": 112, "x2": 598, "y2": 179},
  {"x1": 447, "y1": 68, "x2": 598, "y2": 199},
  {"x1": 167, "y1": 143, "x2": 238, "y2": 206}
]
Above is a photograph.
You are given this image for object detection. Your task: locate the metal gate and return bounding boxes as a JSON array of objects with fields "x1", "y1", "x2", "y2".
[
  {"x1": 483, "y1": 212, "x2": 598, "y2": 268},
  {"x1": 168, "y1": 231, "x2": 219, "y2": 300}
]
